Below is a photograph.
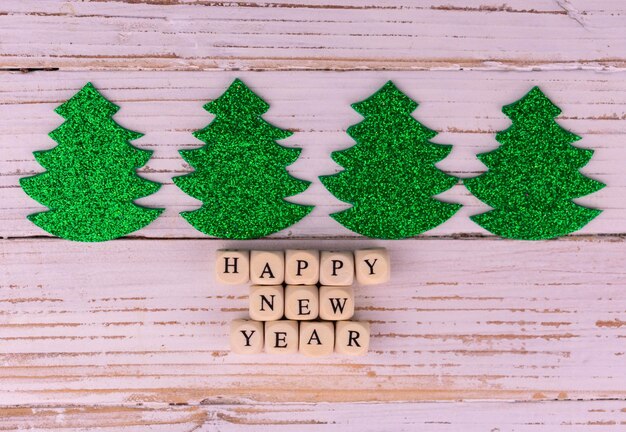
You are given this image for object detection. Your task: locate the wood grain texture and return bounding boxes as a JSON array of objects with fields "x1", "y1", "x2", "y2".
[
  {"x1": 1, "y1": 238, "x2": 624, "y2": 406},
  {"x1": 1, "y1": 401, "x2": 625, "y2": 431},
  {"x1": 1, "y1": 0, "x2": 625, "y2": 71},
  {"x1": 2, "y1": 70, "x2": 624, "y2": 239},
  {"x1": 1, "y1": 0, "x2": 625, "y2": 430}
]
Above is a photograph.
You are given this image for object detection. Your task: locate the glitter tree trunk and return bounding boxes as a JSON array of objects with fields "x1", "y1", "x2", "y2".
[
  {"x1": 320, "y1": 81, "x2": 461, "y2": 239},
  {"x1": 173, "y1": 79, "x2": 312, "y2": 239},
  {"x1": 20, "y1": 82, "x2": 163, "y2": 242},
  {"x1": 464, "y1": 86, "x2": 605, "y2": 240}
]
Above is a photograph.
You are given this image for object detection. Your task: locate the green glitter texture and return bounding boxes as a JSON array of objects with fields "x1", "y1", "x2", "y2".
[
  {"x1": 20, "y1": 83, "x2": 163, "y2": 242},
  {"x1": 464, "y1": 86, "x2": 605, "y2": 240},
  {"x1": 173, "y1": 78, "x2": 312, "y2": 239},
  {"x1": 320, "y1": 80, "x2": 461, "y2": 239}
]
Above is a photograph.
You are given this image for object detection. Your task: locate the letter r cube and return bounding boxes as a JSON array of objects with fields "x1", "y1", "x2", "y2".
[{"x1": 335, "y1": 321, "x2": 370, "y2": 356}]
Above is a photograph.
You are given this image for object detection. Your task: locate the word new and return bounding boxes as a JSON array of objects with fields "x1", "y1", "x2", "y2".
[{"x1": 216, "y1": 249, "x2": 390, "y2": 356}]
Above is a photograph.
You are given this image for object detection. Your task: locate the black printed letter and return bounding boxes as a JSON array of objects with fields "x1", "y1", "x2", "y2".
[
  {"x1": 347, "y1": 330, "x2": 361, "y2": 347},
  {"x1": 274, "y1": 331, "x2": 287, "y2": 348},
  {"x1": 329, "y1": 297, "x2": 347, "y2": 314},
  {"x1": 224, "y1": 257, "x2": 239, "y2": 274},
  {"x1": 298, "y1": 298, "x2": 311, "y2": 316},
  {"x1": 296, "y1": 259, "x2": 308, "y2": 276},
  {"x1": 259, "y1": 262, "x2": 275, "y2": 279},
  {"x1": 307, "y1": 329, "x2": 321, "y2": 345},
  {"x1": 259, "y1": 294, "x2": 275, "y2": 312},
  {"x1": 240, "y1": 329, "x2": 255, "y2": 347},
  {"x1": 364, "y1": 258, "x2": 378, "y2": 275},
  {"x1": 331, "y1": 259, "x2": 343, "y2": 276}
]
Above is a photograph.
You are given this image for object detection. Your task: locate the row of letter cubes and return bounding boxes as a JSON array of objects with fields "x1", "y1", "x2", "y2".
[
  {"x1": 216, "y1": 248, "x2": 389, "y2": 286},
  {"x1": 231, "y1": 319, "x2": 370, "y2": 356},
  {"x1": 249, "y1": 285, "x2": 355, "y2": 321}
]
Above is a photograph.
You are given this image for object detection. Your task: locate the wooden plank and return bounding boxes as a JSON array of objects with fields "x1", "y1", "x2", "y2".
[
  {"x1": 2, "y1": 0, "x2": 625, "y2": 427},
  {"x1": 2, "y1": 70, "x2": 624, "y2": 239},
  {"x1": 1, "y1": 400, "x2": 625, "y2": 431},
  {"x1": 1, "y1": 0, "x2": 625, "y2": 71},
  {"x1": 1, "y1": 238, "x2": 624, "y2": 405}
]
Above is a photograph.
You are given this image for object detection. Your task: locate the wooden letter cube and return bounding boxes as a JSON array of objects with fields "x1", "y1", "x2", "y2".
[
  {"x1": 264, "y1": 320, "x2": 299, "y2": 354},
  {"x1": 319, "y1": 285, "x2": 355, "y2": 321},
  {"x1": 230, "y1": 320, "x2": 264, "y2": 354},
  {"x1": 319, "y1": 250, "x2": 354, "y2": 286},
  {"x1": 249, "y1": 285, "x2": 284, "y2": 321},
  {"x1": 250, "y1": 250, "x2": 285, "y2": 285},
  {"x1": 216, "y1": 250, "x2": 249, "y2": 285},
  {"x1": 299, "y1": 321, "x2": 334, "y2": 357},
  {"x1": 285, "y1": 249, "x2": 319, "y2": 285},
  {"x1": 284, "y1": 285, "x2": 319, "y2": 320},
  {"x1": 335, "y1": 321, "x2": 370, "y2": 356},
  {"x1": 355, "y1": 248, "x2": 390, "y2": 285}
]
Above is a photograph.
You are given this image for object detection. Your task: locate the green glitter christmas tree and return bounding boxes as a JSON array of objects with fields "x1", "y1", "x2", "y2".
[
  {"x1": 20, "y1": 83, "x2": 163, "y2": 242},
  {"x1": 173, "y1": 79, "x2": 312, "y2": 239},
  {"x1": 464, "y1": 86, "x2": 605, "y2": 240},
  {"x1": 320, "y1": 81, "x2": 461, "y2": 239}
]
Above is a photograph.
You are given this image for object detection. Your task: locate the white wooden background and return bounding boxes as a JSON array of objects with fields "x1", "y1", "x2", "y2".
[{"x1": 1, "y1": 0, "x2": 625, "y2": 430}]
